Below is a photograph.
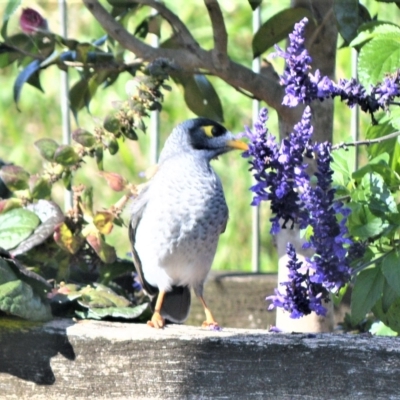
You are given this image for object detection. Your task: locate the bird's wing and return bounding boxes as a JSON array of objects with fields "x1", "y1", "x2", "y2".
[{"x1": 128, "y1": 184, "x2": 158, "y2": 297}]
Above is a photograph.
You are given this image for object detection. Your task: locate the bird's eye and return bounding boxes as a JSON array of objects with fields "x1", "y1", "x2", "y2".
[{"x1": 203, "y1": 125, "x2": 226, "y2": 138}]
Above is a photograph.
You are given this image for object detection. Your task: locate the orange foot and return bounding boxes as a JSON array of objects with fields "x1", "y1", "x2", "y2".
[
  {"x1": 202, "y1": 320, "x2": 221, "y2": 331},
  {"x1": 147, "y1": 311, "x2": 165, "y2": 329}
]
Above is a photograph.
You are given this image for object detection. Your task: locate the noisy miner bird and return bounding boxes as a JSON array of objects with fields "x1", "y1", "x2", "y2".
[{"x1": 129, "y1": 118, "x2": 248, "y2": 329}]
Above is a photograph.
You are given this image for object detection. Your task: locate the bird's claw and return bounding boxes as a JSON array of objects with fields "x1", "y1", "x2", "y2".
[
  {"x1": 202, "y1": 320, "x2": 221, "y2": 331},
  {"x1": 147, "y1": 312, "x2": 165, "y2": 329}
]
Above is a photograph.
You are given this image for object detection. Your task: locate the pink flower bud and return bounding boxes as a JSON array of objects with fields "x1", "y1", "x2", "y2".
[{"x1": 20, "y1": 8, "x2": 48, "y2": 34}]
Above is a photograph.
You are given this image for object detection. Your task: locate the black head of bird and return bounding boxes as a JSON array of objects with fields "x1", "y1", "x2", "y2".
[{"x1": 129, "y1": 118, "x2": 248, "y2": 329}]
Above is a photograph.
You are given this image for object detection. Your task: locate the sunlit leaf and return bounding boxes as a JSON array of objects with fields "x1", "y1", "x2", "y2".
[
  {"x1": 93, "y1": 211, "x2": 114, "y2": 235},
  {"x1": 34, "y1": 138, "x2": 59, "y2": 162},
  {"x1": 0, "y1": 208, "x2": 40, "y2": 250},
  {"x1": 72, "y1": 128, "x2": 96, "y2": 147},
  {"x1": 54, "y1": 145, "x2": 81, "y2": 166},
  {"x1": 29, "y1": 176, "x2": 51, "y2": 199},
  {"x1": 0, "y1": 279, "x2": 52, "y2": 321},
  {"x1": 53, "y1": 222, "x2": 83, "y2": 254}
]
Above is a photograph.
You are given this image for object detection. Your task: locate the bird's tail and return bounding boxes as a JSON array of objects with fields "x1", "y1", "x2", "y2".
[{"x1": 151, "y1": 286, "x2": 191, "y2": 324}]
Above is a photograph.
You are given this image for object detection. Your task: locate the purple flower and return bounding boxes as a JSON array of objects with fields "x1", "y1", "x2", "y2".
[
  {"x1": 244, "y1": 107, "x2": 314, "y2": 234},
  {"x1": 267, "y1": 243, "x2": 328, "y2": 318},
  {"x1": 276, "y1": 17, "x2": 400, "y2": 113},
  {"x1": 20, "y1": 8, "x2": 48, "y2": 35}
]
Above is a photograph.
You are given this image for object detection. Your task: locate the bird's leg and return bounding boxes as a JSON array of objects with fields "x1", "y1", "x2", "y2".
[
  {"x1": 147, "y1": 290, "x2": 166, "y2": 329},
  {"x1": 198, "y1": 296, "x2": 219, "y2": 329}
]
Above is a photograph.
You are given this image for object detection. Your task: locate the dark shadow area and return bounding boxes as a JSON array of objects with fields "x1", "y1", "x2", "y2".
[{"x1": 0, "y1": 318, "x2": 75, "y2": 385}]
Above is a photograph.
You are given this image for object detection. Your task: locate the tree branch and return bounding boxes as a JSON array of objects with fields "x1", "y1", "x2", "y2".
[
  {"x1": 82, "y1": 0, "x2": 285, "y2": 112},
  {"x1": 332, "y1": 130, "x2": 400, "y2": 150},
  {"x1": 204, "y1": 0, "x2": 228, "y2": 68},
  {"x1": 131, "y1": 0, "x2": 197, "y2": 47}
]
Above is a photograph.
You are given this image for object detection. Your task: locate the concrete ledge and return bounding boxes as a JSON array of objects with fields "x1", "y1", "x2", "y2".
[{"x1": 0, "y1": 318, "x2": 399, "y2": 399}]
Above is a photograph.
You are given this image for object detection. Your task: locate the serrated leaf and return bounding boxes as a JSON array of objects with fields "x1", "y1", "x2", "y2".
[
  {"x1": 0, "y1": 208, "x2": 40, "y2": 250},
  {"x1": 382, "y1": 251, "x2": 400, "y2": 296},
  {"x1": 350, "y1": 22, "x2": 400, "y2": 47},
  {"x1": 0, "y1": 279, "x2": 52, "y2": 321},
  {"x1": 351, "y1": 267, "x2": 384, "y2": 324},
  {"x1": 0, "y1": 165, "x2": 29, "y2": 191},
  {"x1": 34, "y1": 138, "x2": 59, "y2": 162},
  {"x1": 13, "y1": 59, "x2": 43, "y2": 108},
  {"x1": 358, "y1": 35, "x2": 400, "y2": 87},
  {"x1": 181, "y1": 74, "x2": 224, "y2": 122},
  {"x1": 252, "y1": 8, "x2": 314, "y2": 58},
  {"x1": 333, "y1": 0, "x2": 359, "y2": 44},
  {"x1": 54, "y1": 145, "x2": 80, "y2": 166}
]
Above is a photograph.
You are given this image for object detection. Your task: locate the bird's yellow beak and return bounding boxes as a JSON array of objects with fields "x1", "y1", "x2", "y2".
[{"x1": 226, "y1": 139, "x2": 249, "y2": 151}]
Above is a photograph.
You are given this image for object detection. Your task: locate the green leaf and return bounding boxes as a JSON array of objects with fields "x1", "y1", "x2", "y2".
[
  {"x1": 181, "y1": 74, "x2": 224, "y2": 122},
  {"x1": 369, "y1": 321, "x2": 398, "y2": 336},
  {"x1": 333, "y1": 0, "x2": 359, "y2": 44},
  {"x1": 95, "y1": 146, "x2": 104, "y2": 170},
  {"x1": 75, "y1": 302, "x2": 149, "y2": 320},
  {"x1": 54, "y1": 145, "x2": 81, "y2": 166},
  {"x1": 373, "y1": 297, "x2": 400, "y2": 333},
  {"x1": 351, "y1": 267, "x2": 384, "y2": 325},
  {"x1": 121, "y1": 125, "x2": 138, "y2": 141},
  {"x1": 0, "y1": 208, "x2": 40, "y2": 250},
  {"x1": 72, "y1": 129, "x2": 96, "y2": 147},
  {"x1": 34, "y1": 138, "x2": 59, "y2": 161},
  {"x1": 350, "y1": 22, "x2": 400, "y2": 47},
  {"x1": 252, "y1": 8, "x2": 315, "y2": 58},
  {"x1": 78, "y1": 284, "x2": 130, "y2": 308},
  {"x1": 13, "y1": 59, "x2": 43, "y2": 108},
  {"x1": 29, "y1": 176, "x2": 51, "y2": 200},
  {"x1": 0, "y1": 279, "x2": 52, "y2": 321},
  {"x1": 0, "y1": 164, "x2": 29, "y2": 191},
  {"x1": 107, "y1": 138, "x2": 119, "y2": 155},
  {"x1": 0, "y1": 257, "x2": 18, "y2": 284},
  {"x1": 2, "y1": 0, "x2": 21, "y2": 22},
  {"x1": 358, "y1": 35, "x2": 400, "y2": 87},
  {"x1": 11, "y1": 200, "x2": 64, "y2": 257},
  {"x1": 382, "y1": 251, "x2": 400, "y2": 296},
  {"x1": 103, "y1": 114, "x2": 121, "y2": 133},
  {"x1": 331, "y1": 149, "x2": 352, "y2": 187}
]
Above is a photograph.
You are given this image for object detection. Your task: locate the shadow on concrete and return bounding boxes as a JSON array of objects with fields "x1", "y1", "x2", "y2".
[{"x1": 0, "y1": 318, "x2": 75, "y2": 385}]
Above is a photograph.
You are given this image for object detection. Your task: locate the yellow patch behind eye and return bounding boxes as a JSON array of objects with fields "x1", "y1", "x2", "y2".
[{"x1": 203, "y1": 125, "x2": 215, "y2": 138}]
